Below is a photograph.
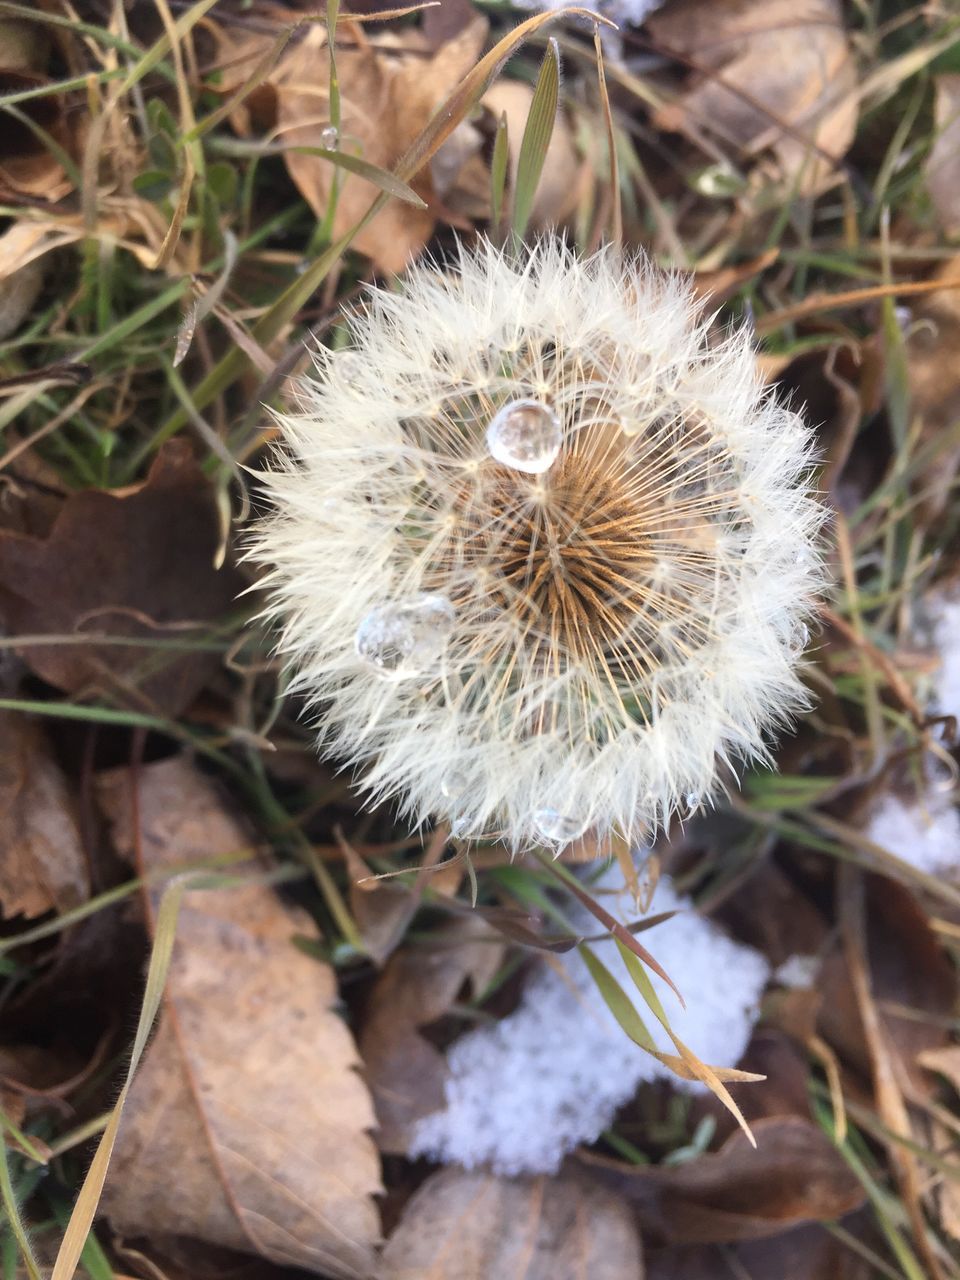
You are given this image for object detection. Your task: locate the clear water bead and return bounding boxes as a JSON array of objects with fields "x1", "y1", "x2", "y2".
[
  {"x1": 320, "y1": 124, "x2": 339, "y2": 149},
  {"x1": 683, "y1": 791, "x2": 701, "y2": 817},
  {"x1": 788, "y1": 620, "x2": 811, "y2": 656},
  {"x1": 355, "y1": 594, "x2": 455, "y2": 677},
  {"x1": 440, "y1": 770, "x2": 467, "y2": 800},
  {"x1": 533, "y1": 808, "x2": 587, "y2": 844},
  {"x1": 486, "y1": 399, "x2": 562, "y2": 474}
]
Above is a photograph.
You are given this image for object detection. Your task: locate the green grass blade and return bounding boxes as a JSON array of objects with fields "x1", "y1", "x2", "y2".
[
  {"x1": 490, "y1": 108, "x2": 509, "y2": 238},
  {"x1": 0, "y1": 1140, "x2": 40, "y2": 1280},
  {"x1": 579, "y1": 943, "x2": 659, "y2": 1053},
  {"x1": 511, "y1": 36, "x2": 560, "y2": 240}
]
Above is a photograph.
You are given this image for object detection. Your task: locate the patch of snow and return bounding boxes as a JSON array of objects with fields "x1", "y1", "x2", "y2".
[
  {"x1": 409, "y1": 869, "x2": 770, "y2": 1175},
  {"x1": 926, "y1": 593, "x2": 960, "y2": 720},
  {"x1": 773, "y1": 953, "x2": 820, "y2": 990},
  {"x1": 865, "y1": 791, "x2": 960, "y2": 878}
]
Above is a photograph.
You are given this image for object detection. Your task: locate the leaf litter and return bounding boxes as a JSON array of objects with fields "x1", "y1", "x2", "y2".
[{"x1": 0, "y1": 0, "x2": 960, "y2": 1277}]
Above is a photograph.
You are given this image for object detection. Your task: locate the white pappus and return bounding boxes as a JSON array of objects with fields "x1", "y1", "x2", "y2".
[{"x1": 252, "y1": 238, "x2": 824, "y2": 852}]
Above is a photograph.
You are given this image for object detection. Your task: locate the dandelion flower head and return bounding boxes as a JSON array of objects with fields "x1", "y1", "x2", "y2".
[{"x1": 254, "y1": 239, "x2": 822, "y2": 850}]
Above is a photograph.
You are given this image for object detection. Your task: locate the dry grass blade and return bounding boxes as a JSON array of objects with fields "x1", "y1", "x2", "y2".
[
  {"x1": 593, "y1": 24, "x2": 621, "y2": 247},
  {"x1": 839, "y1": 865, "x2": 944, "y2": 1280},
  {"x1": 50, "y1": 873, "x2": 194, "y2": 1280},
  {"x1": 154, "y1": 5, "x2": 612, "y2": 440},
  {"x1": 614, "y1": 938, "x2": 762, "y2": 1146},
  {"x1": 545, "y1": 855, "x2": 685, "y2": 1006}
]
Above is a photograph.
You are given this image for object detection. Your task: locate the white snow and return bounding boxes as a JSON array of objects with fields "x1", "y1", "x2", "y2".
[
  {"x1": 865, "y1": 792, "x2": 960, "y2": 878},
  {"x1": 773, "y1": 953, "x2": 820, "y2": 989},
  {"x1": 860, "y1": 591, "x2": 960, "y2": 880},
  {"x1": 927, "y1": 593, "x2": 960, "y2": 720},
  {"x1": 409, "y1": 869, "x2": 769, "y2": 1175}
]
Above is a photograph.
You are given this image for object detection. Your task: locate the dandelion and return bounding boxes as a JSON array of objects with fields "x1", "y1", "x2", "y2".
[{"x1": 253, "y1": 238, "x2": 823, "y2": 851}]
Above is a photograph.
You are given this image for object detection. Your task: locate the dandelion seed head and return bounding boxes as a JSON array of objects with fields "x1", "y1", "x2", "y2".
[{"x1": 252, "y1": 239, "x2": 824, "y2": 850}]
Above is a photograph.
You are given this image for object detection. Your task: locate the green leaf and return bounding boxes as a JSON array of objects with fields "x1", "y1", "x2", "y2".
[
  {"x1": 490, "y1": 108, "x2": 509, "y2": 237},
  {"x1": 511, "y1": 36, "x2": 560, "y2": 240},
  {"x1": 579, "y1": 943, "x2": 659, "y2": 1054}
]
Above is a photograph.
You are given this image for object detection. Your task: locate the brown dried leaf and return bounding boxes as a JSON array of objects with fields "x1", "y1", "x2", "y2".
[
  {"x1": 96, "y1": 757, "x2": 382, "y2": 1278},
  {"x1": 590, "y1": 1115, "x2": 865, "y2": 1246},
  {"x1": 927, "y1": 75, "x2": 960, "y2": 236},
  {"x1": 0, "y1": 440, "x2": 243, "y2": 716},
  {"x1": 646, "y1": 1220, "x2": 874, "y2": 1280},
  {"x1": 0, "y1": 19, "x2": 49, "y2": 73},
  {"x1": 275, "y1": 16, "x2": 488, "y2": 272},
  {"x1": 647, "y1": 0, "x2": 857, "y2": 191},
  {"x1": 359, "y1": 917, "x2": 505, "y2": 1153},
  {"x1": 381, "y1": 1166, "x2": 644, "y2": 1280},
  {"x1": 918, "y1": 1044, "x2": 960, "y2": 1095},
  {"x1": 819, "y1": 874, "x2": 956, "y2": 1096},
  {"x1": 0, "y1": 61, "x2": 73, "y2": 202},
  {"x1": 0, "y1": 710, "x2": 88, "y2": 920}
]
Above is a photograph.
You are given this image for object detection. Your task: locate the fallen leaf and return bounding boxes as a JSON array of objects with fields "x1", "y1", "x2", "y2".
[
  {"x1": 646, "y1": 1219, "x2": 874, "y2": 1280},
  {"x1": 0, "y1": 709, "x2": 88, "y2": 920},
  {"x1": 818, "y1": 874, "x2": 956, "y2": 1096},
  {"x1": 342, "y1": 827, "x2": 452, "y2": 966},
  {"x1": 96, "y1": 756, "x2": 382, "y2": 1278},
  {"x1": 918, "y1": 1046, "x2": 960, "y2": 1239},
  {"x1": 0, "y1": 19, "x2": 49, "y2": 73},
  {"x1": 918, "y1": 1044, "x2": 960, "y2": 1095},
  {"x1": 647, "y1": 0, "x2": 857, "y2": 191},
  {"x1": 588, "y1": 1115, "x2": 865, "y2": 1245},
  {"x1": 0, "y1": 24, "x2": 74, "y2": 202},
  {"x1": 927, "y1": 75, "x2": 960, "y2": 236},
  {"x1": 359, "y1": 916, "x2": 505, "y2": 1153},
  {"x1": 0, "y1": 224, "x2": 49, "y2": 340},
  {"x1": 0, "y1": 440, "x2": 243, "y2": 716},
  {"x1": 381, "y1": 1166, "x2": 644, "y2": 1280},
  {"x1": 274, "y1": 16, "x2": 488, "y2": 271}
]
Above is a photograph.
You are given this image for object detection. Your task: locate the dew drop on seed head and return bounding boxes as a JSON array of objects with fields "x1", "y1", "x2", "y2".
[
  {"x1": 533, "y1": 807, "x2": 587, "y2": 844},
  {"x1": 683, "y1": 791, "x2": 700, "y2": 817},
  {"x1": 440, "y1": 770, "x2": 467, "y2": 800},
  {"x1": 788, "y1": 620, "x2": 810, "y2": 656},
  {"x1": 321, "y1": 124, "x2": 339, "y2": 148},
  {"x1": 355, "y1": 594, "x2": 455, "y2": 677},
  {"x1": 486, "y1": 399, "x2": 561, "y2": 474}
]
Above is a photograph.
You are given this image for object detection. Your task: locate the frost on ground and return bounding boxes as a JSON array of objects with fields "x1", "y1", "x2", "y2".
[
  {"x1": 927, "y1": 591, "x2": 960, "y2": 720},
  {"x1": 865, "y1": 794, "x2": 960, "y2": 878},
  {"x1": 862, "y1": 591, "x2": 960, "y2": 879},
  {"x1": 410, "y1": 870, "x2": 770, "y2": 1175}
]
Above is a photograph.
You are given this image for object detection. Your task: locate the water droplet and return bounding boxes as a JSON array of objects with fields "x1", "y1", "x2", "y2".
[
  {"x1": 440, "y1": 770, "x2": 467, "y2": 800},
  {"x1": 793, "y1": 547, "x2": 815, "y2": 574},
  {"x1": 486, "y1": 399, "x2": 561, "y2": 474},
  {"x1": 533, "y1": 808, "x2": 587, "y2": 844},
  {"x1": 788, "y1": 620, "x2": 810, "y2": 656},
  {"x1": 683, "y1": 791, "x2": 700, "y2": 817},
  {"x1": 355, "y1": 594, "x2": 455, "y2": 677},
  {"x1": 321, "y1": 124, "x2": 339, "y2": 149}
]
